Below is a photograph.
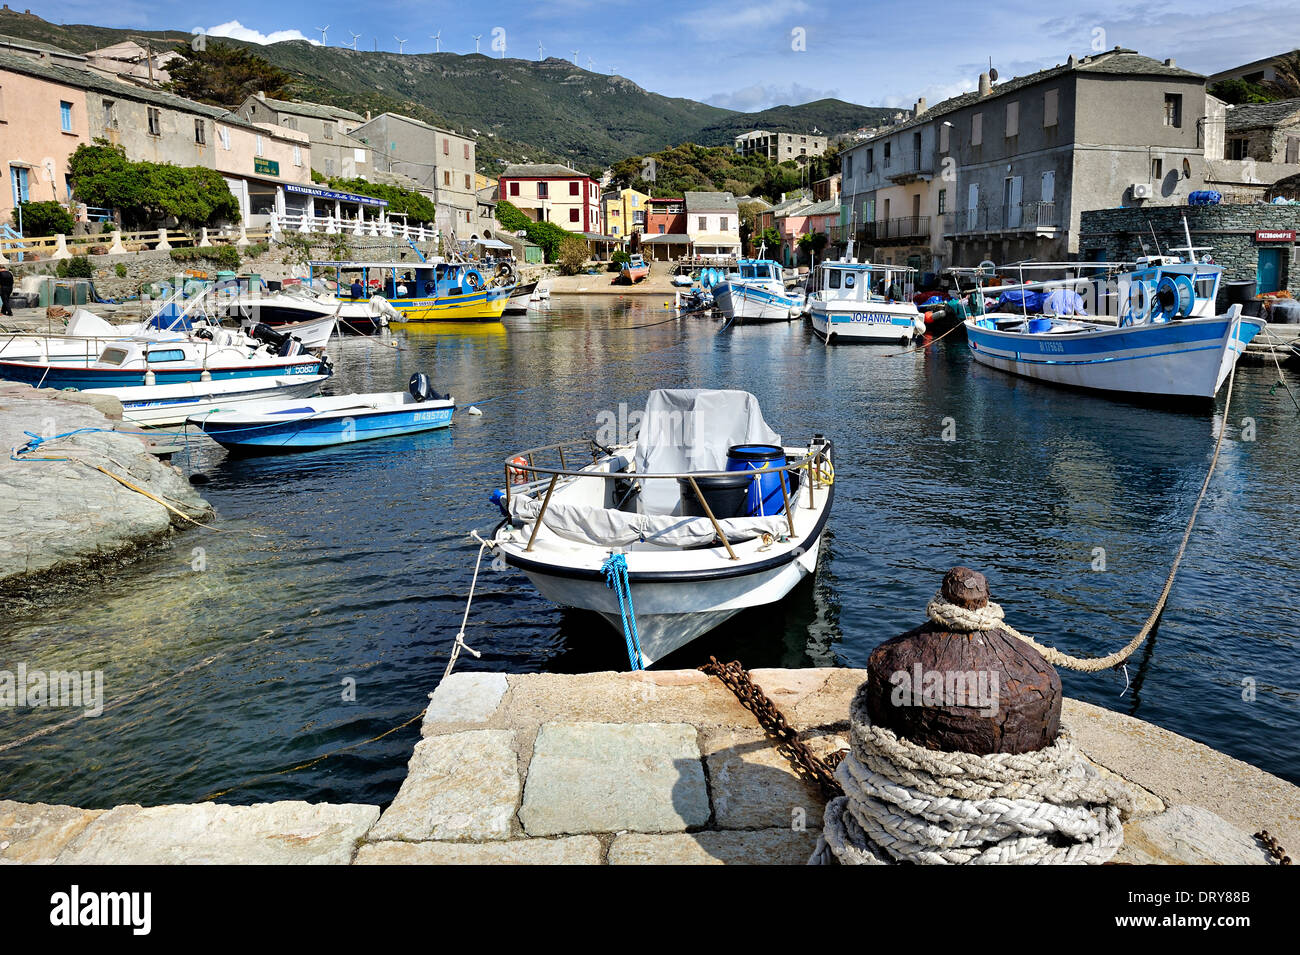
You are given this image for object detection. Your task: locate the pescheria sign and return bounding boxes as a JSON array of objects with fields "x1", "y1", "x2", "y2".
[{"x1": 1254, "y1": 229, "x2": 1296, "y2": 242}]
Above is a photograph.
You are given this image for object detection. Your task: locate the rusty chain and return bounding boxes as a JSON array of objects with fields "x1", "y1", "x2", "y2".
[
  {"x1": 699, "y1": 657, "x2": 845, "y2": 800},
  {"x1": 1254, "y1": 829, "x2": 1293, "y2": 865}
]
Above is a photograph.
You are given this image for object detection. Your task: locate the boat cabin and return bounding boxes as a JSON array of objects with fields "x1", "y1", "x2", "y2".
[
  {"x1": 309, "y1": 260, "x2": 503, "y2": 303},
  {"x1": 814, "y1": 261, "x2": 916, "y2": 303},
  {"x1": 735, "y1": 259, "x2": 783, "y2": 283}
]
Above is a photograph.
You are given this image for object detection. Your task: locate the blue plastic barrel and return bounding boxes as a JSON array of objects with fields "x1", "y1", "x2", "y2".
[{"x1": 725, "y1": 444, "x2": 789, "y2": 516}]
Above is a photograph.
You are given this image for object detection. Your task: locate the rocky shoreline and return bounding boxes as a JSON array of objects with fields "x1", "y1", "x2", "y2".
[{"x1": 0, "y1": 383, "x2": 212, "y2": 613}]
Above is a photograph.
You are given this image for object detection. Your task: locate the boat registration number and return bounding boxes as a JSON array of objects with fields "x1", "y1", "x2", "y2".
[
  {"x1": 1038, "y1": 342, "x2": 1066, "y2": 353},
  {"x1": 289, "y1": 365, "x2": 317, "y2": 374},
  {"x1": 413, "y1": 410, "x2": 446, "y2": 422}
]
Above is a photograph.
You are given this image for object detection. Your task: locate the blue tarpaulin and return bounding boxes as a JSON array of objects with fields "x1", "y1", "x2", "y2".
[{"x1": 997, "y1": 288, "x2": 1045, "y2": 312}]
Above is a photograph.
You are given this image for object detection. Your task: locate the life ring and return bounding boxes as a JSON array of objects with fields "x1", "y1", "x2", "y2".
[{"x1": 507, "y1": 455, "x2": 530, "y2": 485}]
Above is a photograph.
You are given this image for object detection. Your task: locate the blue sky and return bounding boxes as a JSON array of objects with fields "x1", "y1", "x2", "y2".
[{"x1": 37, "y1": 0, "x2": 1300, "y2": 112}]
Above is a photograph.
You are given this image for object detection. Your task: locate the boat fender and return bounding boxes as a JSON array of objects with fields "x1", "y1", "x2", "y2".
[
  {"x1": 507, "y1": 455, "x2": 529, "y2": 485},
  {"x1": 489, "y1": 487, "x2": 509, "y2": 517}
]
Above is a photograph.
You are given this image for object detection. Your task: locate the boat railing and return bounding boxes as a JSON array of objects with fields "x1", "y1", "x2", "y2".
[{"x1": 502, "y1": 438, "x2": 833, "y2": 560}]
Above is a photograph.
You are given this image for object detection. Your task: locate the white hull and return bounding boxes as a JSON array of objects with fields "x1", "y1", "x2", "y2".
[
  {"x1": 810, "y1": 302, "x2": 924, "y2": 342},
  {"x1": 713, "y1": 281, "x2": 800, "y2": 323},
  {"x1": 240, "y1": 313, "x2": 337, "y2": 350},
  {"x1": 88, "y1": 374, "x2": 330, "y2": 426}
]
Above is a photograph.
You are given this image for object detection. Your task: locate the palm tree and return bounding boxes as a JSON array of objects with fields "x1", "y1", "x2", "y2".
[{"x1": 1264, "y1": 50, "x2": 1300, "y2": 99}]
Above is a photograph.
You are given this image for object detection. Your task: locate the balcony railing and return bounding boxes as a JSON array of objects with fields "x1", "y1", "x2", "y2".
[
  {"x1": 944, "y1": 201, "x2": 1058, "y2": 235},
  {"x1": 884, "y1": 153, "x2": 933, "y2": 183},
  {"x1": 858, "y1": 216, "x2": 931, "y2": 243}
]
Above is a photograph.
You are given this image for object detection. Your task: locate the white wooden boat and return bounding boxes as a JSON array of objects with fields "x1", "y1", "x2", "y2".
[
  {"x1": 808, "y1": 259, "x2": 925, "y2": 343},
  {"x1": 87, "y1": 374, "x2": 331, "y2": 426},
  {"x1": 712, "y1": 258, "x2": 802, "y2": 323},
  {"x1": 491, "y1": 389, "x2": 834, "y2": 667}
]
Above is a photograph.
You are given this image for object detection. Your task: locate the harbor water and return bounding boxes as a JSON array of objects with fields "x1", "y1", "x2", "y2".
[{"x1": 2, "y1": 297, "x2": 1298, "y2": 808}]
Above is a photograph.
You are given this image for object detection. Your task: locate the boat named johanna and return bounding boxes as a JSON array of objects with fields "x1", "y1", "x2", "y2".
[{"x1": 808, "y1": 259, "x2": 926, "y2": 343}]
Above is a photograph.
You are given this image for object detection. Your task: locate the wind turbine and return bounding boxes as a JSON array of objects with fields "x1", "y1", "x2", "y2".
[
  {"x1": 430, "y1": 31, "x2": 441, "y2": 53},
  {"x1": 537, "y1": 41, "x2": 544, "y2": 60},
  {"x1": 570, "y1": 48, "x2": 579, "y2": 65},
  {"x1": 395, "y1": 36, "x2": 407, "y2": 53},
  {"x1": 586, "y1": 56, "x2": 595, "y2": 71},
  {"x1": 472, "y1": 34, "x2": 482, "y2": 54},
  {"x1": 348, "y1": 31, "x2": 361, "y2": 51},
  {"x1": 316, "y1": 25, "x2": 330, "y2": 44}
]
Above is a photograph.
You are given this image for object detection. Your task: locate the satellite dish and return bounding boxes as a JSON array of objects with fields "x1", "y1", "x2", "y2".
[{"x1": 989, "y1": 67, "x2": 999, "y2": 82}]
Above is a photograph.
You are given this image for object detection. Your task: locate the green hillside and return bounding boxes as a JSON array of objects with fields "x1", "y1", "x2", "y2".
[{"x1": 0, "y1": 10, "x2": 896, "y2": 171}]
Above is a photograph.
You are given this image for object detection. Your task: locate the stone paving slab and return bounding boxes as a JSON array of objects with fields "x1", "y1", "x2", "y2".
[
  {"x1": 519, "y1": 722, "x2": 709, "y2": 836},
  {"x1": 608, "y1": 828, "x2": 821, "y2": 865},
  {"x1": 1116, "y1": 806, "x2": 1274, "y2": 865},
  {"x1": 53, "y1": 801, "x2": 378, "y2": 865},
  {"x1": 1064, "y1": 698, "x2": 1300, "y2": 851},
  {"x1": 0, "y1": 801, "x2": 104, "y2": 864},
  {"x1": 370, "y1": 729, "x2": 519, "y2": 842},
  {"x1": 502, "y1": 671, "x2": 752, "y2": 732},
  {"x1": 421, "y1": 672, "x2": 509, "y2": 735},
  {"x1": 355, "y1": 836, "x2": 601, "y2": 865},
  {"x1": 701, "y1": 726, "x2": 826, "y2": 830}
]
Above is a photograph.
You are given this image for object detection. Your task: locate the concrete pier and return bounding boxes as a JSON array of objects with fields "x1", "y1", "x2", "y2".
[{"x1": 2, "y1": 668, "x2": 1294, "y2": 864}]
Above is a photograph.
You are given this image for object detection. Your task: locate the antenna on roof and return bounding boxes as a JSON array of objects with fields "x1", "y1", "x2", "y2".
[
  {"x1": 316, "y1": 25, "x2": 330, "y2": 45},
  {"x1": 430, "y1": 31, "x2": 441, "y2": 53}
]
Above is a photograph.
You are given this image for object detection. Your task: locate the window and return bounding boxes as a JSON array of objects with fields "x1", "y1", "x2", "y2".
[
  {"x1": 293, "y1": 146, "x2": 302, "y2": 166},
  {"x1": 883, "y1": 141, "x2": 891, "y2": 166},
  {"x1": 569, "y1": 208, "x2": 579, "y2": 223},
  {"x1": 147, "y1": 107, "x2": 160, "y2": 136},
  {"x1": 283, "y1": 117, "x2": 297, "y2": 131},
  {"x1": 611, "y1": 225, "x2": 619, "y2": 235},
  {"x1": 463, "y1": 142, "x2": 470, "y2": 159},
  {"x1": 465, "y1": 174, "x2": 471, "y2": 189},
  {"x1": 509, "y1": 181, "x2": 519, "y2": 196},
  {"x1": 323, "y1": 124, "x2": 333, "y2": 140},
  {"x1": 938, "y1": 189, "x2": 946, "y2": 214},
  {"x1": 60, "y1": 100, "x2": 72, "y2": 132},
  {"x1": 828, "y1": 270, "x2": 841, "y2": 289},
  {"x1": 1226, "y1": 137, "x2": 1248, "y2": 160},
  {"x1": 1044, "y1": 89, "x2": 1059, "y2": 127},
  {"x1": 865, "y1": 148, "x2": 874, "y2": 173},
  {"x1": 1041, "y1": 170, "x2": 1055, "y2": 203},
  {"x1": 1151, "y1": 157, "x2": 1163, "y2": 180},
  {"x1": 1163, "y1": 93, "x2": 1182, "y2": 128},
  {"x1": 443, "y1": 170, "x2": 451, "y2": 186},
  {"x1": 194, "y1": 118, "x2": 206, "y2": 145},
  {"x1": 720, "y1": 217, "x2": 728, "y2": 231},
  {"x1": 844, "y1": 154, "x2": 853, "y2": 178},
  {"x1": 537, "y1": 182, "x2": 548, "y2": 198},
  {"x1": 698, "y1": 216, "x2": 707, "y2": 230},
  {"x1": 1006, "y1": 101, "x2": 1019, "y2": 138},
  {"x1": 10, "y1": 165, "x2": 29, "y2": 206},
  {"x1": 939, "y1": 123, "x2": 950, "y2": 152},
  {"x1": 102, "y1": 99, "x2": 115, "y2": 129},
  {"x1": 569, "y1": 181, "x2": 579, "y2": 195},
  {"x1": 443, "y1": 138, "x2": 449, "y2": 155},
  {"x1": 146, "y1": 349, "x2": 186, "y2": 363},
  {"x1": 255, "y1": 135, "x2": 264, "y2": 157},
  {"x1": 219, "y1": 127, "x2": 231, "y2": 150},
  {"x1": 971, "y1": 113, "x2": 983, "y2": 146},
  {"x1": 1288, "y1": 136, "x2": 1300, "y2": 164}
]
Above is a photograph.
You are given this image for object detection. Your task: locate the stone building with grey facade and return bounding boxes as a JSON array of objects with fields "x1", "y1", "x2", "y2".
[{"x1": 235, "y1": 93, "x2": 371, "y2": 181}]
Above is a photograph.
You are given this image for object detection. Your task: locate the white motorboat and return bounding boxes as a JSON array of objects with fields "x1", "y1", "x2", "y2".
[
  {"x1": 808, "y1": 259, "x2": 926, "y2": 343},
  {"x1": 712, "y1": 258, "x2": 802, "y2": 323},
  {"x1": 88, "y1": 374, "x2": 331, "y2": 427},
  {"x1": 239, "y1": 313, "x2": 337, "y2": 350},
  {"x1": 226, "y1": 283, "x2": 397, "y2": 333},
  {"x1": 491, "y1": 389, "x2": 834, "y2": 667}
]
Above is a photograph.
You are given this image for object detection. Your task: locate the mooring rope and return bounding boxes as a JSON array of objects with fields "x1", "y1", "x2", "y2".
[
  {"x1": 442, "y1": 533, "x2": 491, "y2": 680},
  {"x1": 810, "y1": 689, "x2": 1134, "y2": 865},
  {"x1": 601, "y1": 552, "x2": 643, "y2": 671}
]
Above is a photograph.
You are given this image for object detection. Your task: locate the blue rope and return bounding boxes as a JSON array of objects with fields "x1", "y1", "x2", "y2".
[{"x1": 601, "y1": 552, "x2": 643, "y2": 671}]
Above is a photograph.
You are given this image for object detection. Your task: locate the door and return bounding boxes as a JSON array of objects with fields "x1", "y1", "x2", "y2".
[
  {"x1": 1004, "y1": 176, "x2": 1023, "y2": 228},
  {"x1": 1257, "y1": 248, "x2": 1283, "y2": 294},
  {"x1": 10, "y1": 166, "x2": 29, "y2": 208}
]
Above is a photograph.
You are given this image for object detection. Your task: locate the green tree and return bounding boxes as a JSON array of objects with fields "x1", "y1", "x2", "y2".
[
  {"x1": 1208, "y1": 78, "x2": 1277, "y2": 105},
  {"x1": 164, "y1": 41, "x2": 293, "y2": 107},
  {"x1": 556, "y1": 235, "x2": 589, "y2": 275},
  {"x1": 752, "y1": 226, "x2": 781, "y2": 256},
  {"x1": 68, "y1": 142, "x2": 240, "y2": 228},
  {"x1": 326, "y1": 177, "x2": 438, "y2": 223},
  {"x1": 13, "y1": 200, "x2": 74, "y2": 237},
  {"x1": 1264, "y1": 51, "x2": 1300, "y2": 99},
  {"x1": 495, "y1": 200, "x2": 576, "y2": 261},
  {"x1": 797, "y1": 231, "x2": 828, "y2": 264}
]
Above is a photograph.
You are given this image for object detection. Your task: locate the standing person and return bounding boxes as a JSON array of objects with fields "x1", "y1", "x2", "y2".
[{"x1": 0, "y1": 264, "x2": 13, "y2": 317}]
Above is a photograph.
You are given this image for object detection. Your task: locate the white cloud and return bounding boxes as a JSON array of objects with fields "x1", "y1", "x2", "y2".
[
  {"x1": 705, "y1": 82, "x2": 839, "y2": 112},
  {"x1": 199, "y1": 21, "x2": 318, "y2": 45}
]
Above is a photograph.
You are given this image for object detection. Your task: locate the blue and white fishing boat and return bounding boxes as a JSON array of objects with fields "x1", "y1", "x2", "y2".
[
  {"x1": 88, "y1": 374, "x2": 331, "y2": 427},
  {"x1": 0, "y1": 334, "x2": 328, "y2": 390},
  {"x1": 189, "y1": 374, "x2": 455, "y2": 454},
  {"x1": 712, "y1": 257, "x2": 802, "y2": 323},
  {"x1": 808, "y1": 258, "x2": 926, "y2": 343},
  {"x1": 964, "y1": 256, "x2": 1262, "y2": 400}
]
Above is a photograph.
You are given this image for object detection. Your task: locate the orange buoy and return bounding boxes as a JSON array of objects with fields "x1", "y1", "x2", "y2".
[
  {"x1": 924, "y1": 310, "x2": 934, "y2": 324},
  {"x1": 508, "y1": 455, "x2": 530, "y2": 485}
]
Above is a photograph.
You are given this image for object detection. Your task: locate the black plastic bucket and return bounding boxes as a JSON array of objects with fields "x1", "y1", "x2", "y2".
[{"x1": 678, "y1": 473, "x2": 752, "y2": 519}]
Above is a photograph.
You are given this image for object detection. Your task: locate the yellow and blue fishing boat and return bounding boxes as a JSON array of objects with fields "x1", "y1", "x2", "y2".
[{"x1": 309, "y1": 260, "x2": 511, "y2": 322}]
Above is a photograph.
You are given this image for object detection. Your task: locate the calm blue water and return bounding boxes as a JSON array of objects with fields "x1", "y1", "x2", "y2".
[{"x1": 2, "y1": 297, "x2": 1297, "y2": 808}]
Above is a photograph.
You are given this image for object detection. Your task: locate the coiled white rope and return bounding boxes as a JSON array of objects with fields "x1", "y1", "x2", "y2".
[{"x1": 810, "y1": 689, "x2": 1135, "y2": 865}]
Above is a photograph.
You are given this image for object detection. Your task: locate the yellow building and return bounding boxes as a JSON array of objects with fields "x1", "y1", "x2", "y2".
[{"x1": 601, "y1": 187, "x2": 649, "y2": 242}]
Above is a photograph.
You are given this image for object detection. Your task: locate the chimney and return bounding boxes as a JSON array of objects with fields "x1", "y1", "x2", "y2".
[
  {"x1": 915, "y1": 96, "x2": 927, "y2": 115},
  {"x1": 256, "y1": 90, "x2": 266, "y2": 100},
  {"x1": 1068, "y1": 54, "x2": 1077, "y2": 68},
  {"x1": 366, "y1": 109, "x2": 372, "y2": 121},
  {"x1": 978, "y1": 72, "x2": 991, "y2": 97},
  {"x1": 1164, "y1": 58, "x2": 1175, "y2": 67}
]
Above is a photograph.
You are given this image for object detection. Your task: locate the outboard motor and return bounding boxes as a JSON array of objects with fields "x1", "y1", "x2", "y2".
[
  {"x1": 277, "y1": 336, "x2": 304, "y2": 357},
  {"x1": 409, "y1": 372, "x2": 433, "y2": 402},
  {"x1": 249, "y1": 323, "x2": 287, "y2": 349}
]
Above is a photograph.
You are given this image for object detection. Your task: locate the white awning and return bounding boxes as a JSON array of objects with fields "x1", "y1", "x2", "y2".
[{"x1": 473, "y1": 238, "x2": 513, "y2": 250}]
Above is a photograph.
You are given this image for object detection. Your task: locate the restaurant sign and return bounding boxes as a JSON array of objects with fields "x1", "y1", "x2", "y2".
[
  {"x1": 1255, "y1": 229, "x2": 1296, "y2": 243},
  {"x1": 284, "y1": 183, "x2": 388, "y2": 208},
  {"x1": 254, "y1": 157, "x2": 280, "y2": 177}
]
